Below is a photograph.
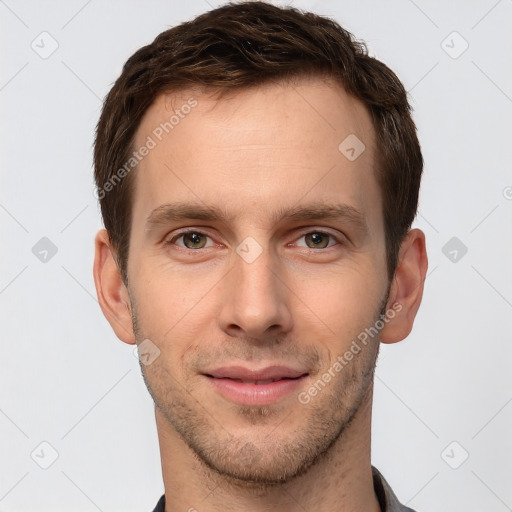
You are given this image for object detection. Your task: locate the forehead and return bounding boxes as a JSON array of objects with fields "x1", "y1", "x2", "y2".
[{"x1": 131, "y1": 77, "x2": 380, "y2": 234}]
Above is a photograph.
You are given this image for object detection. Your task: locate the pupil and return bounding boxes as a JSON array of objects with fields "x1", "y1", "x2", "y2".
[
  {"x1": 186, "y1": 233, "x2": 203, "y2": 248},
  {"x1": 308, "y1": 233, "x2": 327, "y2": 249}
]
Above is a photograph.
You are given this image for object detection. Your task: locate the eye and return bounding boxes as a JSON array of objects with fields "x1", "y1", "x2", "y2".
[
  {"x1": 294, "y1": 231, "x2": 340, "y2": 249},
  {"x1": 165, "y1": 229, "x2": 343, "y2": 252},
  {"x1": 166, "y1": 231, "x2": 214, "y2": 249}
]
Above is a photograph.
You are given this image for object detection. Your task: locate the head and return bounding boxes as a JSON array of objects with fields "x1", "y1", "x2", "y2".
[{"x1": 93, "y1": 1, "x2": 427, "y2": 485}]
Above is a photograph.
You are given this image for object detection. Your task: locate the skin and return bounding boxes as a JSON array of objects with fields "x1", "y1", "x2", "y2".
[{"x1": 93, "y1": 76, "x2": 428, "y2": 512}]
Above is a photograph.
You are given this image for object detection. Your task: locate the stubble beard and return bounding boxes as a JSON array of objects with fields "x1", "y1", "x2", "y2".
[{"x1": 130, "y1": 289, "x2": 387, "y2": 488}]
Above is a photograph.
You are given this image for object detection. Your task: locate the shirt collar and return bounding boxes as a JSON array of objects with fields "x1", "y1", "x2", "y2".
[
  {"x1": 372, "y1": 465, "x2": 417, "y2": 512},
  {"x1": 151, "y1": 466, "x2": 416, "y2": 512}
]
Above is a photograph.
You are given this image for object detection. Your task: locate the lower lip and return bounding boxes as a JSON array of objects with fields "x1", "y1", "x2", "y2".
[{"x1": 205, "y1": 375, "x2": 308, "y2": 406}]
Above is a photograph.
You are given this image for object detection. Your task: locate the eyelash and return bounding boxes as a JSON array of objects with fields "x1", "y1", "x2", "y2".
[{"x1": 164, "y1": 229, "x2": 344, "y2": 251}]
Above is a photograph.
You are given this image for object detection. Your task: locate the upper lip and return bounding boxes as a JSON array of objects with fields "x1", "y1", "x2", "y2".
[{"x1": 204, "y1": 365, "x2": 309, "y2": 381}]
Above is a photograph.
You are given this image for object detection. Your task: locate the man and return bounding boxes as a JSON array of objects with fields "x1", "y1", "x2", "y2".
[{"x1": 92, "y1": 1, "x2": 428, "y2": 511}]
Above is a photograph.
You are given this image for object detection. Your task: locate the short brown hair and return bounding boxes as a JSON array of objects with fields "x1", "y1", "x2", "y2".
[{"x1": 94, "y1": 0, "x2": 423, "y2": 285}]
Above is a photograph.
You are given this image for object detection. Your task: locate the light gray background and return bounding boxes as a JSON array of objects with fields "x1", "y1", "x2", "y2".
[{"x1": 1, "y1": 0, "x2": 511, "y2": 511}]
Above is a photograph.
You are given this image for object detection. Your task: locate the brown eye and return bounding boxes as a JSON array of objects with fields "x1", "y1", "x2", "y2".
[
  {"x1": 168, "y1": 231, "x2": 213, "y2": 249},
  {"x1": 302, "y1": 232, "x2": 335, "y2": 249},
  {"x1": 182, "y1": 232, "x2": 207, "y2": 249}
]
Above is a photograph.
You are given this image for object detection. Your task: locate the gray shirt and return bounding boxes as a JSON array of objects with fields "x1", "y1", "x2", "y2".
[
  {"x1": 373, "y1": 465, "x2": 417, "y2": 511},
  {"x1": 151, "y1": 465, "x2": 417, "y2": 511}
]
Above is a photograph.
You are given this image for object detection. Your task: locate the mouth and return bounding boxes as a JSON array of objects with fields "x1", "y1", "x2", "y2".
[
  {"x1": 206, "y1": 376, "x2": 304, "y2": 385},
  {"x1": 202, "y1": 366, "x2": 310, "y2": 406}
]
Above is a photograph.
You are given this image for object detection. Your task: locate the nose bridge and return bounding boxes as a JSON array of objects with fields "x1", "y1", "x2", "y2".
[{"x1": 218, "y1": 237, "x2": 292, "y2": 338}]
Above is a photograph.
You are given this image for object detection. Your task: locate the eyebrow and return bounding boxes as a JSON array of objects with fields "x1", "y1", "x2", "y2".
[{"x1": 145, "y1": 201, "x2": 369, "y2": 235}]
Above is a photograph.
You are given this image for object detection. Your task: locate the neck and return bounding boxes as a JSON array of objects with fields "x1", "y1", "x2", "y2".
[{"x1": 156, "y1": 385, "x2": 380, "y2": 512}]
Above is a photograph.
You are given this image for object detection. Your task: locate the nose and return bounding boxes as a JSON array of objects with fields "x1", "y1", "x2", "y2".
[{"x1": 217, "y1": 244, "x2": 293, "y2": 342}]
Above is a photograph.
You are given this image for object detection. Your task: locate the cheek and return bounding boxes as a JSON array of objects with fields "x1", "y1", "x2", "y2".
[
  {"x1": 133, "y1": 280, "x2": 204, "y2": 381},
  {"x1": 133, "y1": 267, "x2": 211, "y2": 333},
  {"x1": 300, "y1": 266, "x2": 385, "y2": 346}
]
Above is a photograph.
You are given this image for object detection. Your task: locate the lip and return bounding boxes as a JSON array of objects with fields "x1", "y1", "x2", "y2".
[
  {"x1": 204, "y1": 365, "x2": 308, "y2": 381},
  {"x1": 203, "y1": 365, "x2": 309, "y2": 406}
]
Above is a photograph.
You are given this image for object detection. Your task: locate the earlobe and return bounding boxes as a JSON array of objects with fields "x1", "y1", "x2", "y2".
[
  {"x1": 92, "y1": 229, "x2": 136, "y2": 345},
  {"x1": 380, "y1": 228, "x2": 428, "y2": 344}
]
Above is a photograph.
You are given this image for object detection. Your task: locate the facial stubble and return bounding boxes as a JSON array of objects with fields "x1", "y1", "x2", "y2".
[{"x1": 129, "y1": 286, "x2": 389, "y2": 488}]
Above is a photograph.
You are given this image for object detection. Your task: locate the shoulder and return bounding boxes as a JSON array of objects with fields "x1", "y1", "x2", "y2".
[
  {"x1": 372, "y1": 466, "x2": 418, "y2": 512},
  {"x1": 150, "y1": 494, "x2": 165, "y2": 512}
]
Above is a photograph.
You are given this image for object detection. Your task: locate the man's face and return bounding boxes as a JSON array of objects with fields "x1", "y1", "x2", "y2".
[{"x1": 126, "y1": 78, "x2": 390, "y2": 484}]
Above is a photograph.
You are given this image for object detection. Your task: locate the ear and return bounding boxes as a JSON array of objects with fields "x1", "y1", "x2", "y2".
[
  {"x1": 380, "y1": 228, "x2": 428, "y2": 344},
  {"x1": 93, "y1": 229, "x2": 135, "y2": 345}
]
